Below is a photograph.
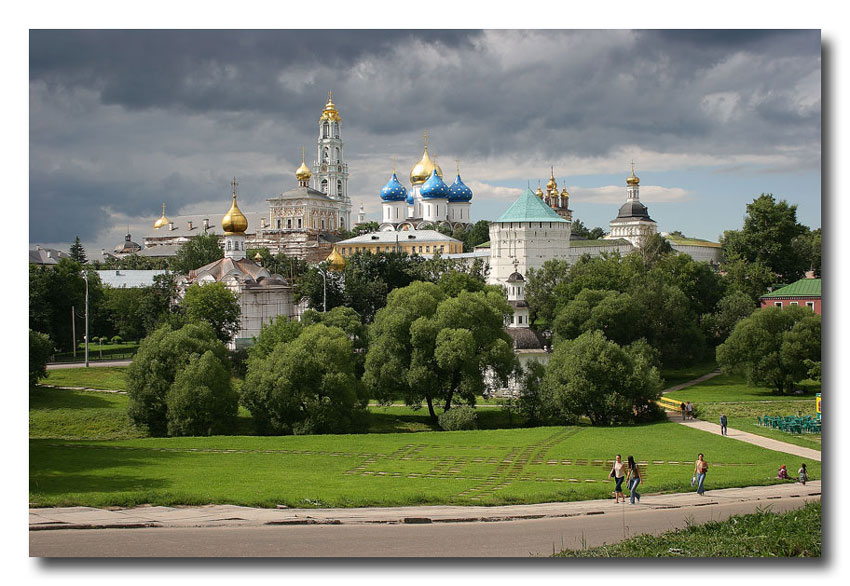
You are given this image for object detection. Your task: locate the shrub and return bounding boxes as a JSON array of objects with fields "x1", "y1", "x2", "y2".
[
  {"x1": 126, "y1": 322, "x2": 229, "y2": 436},
  {"x1": 29, "y1": 329, "x2": 54, "y2": 387},
  {"x1": 111, "y1": 335, "x2": 123, "y2": 345},
  {"x1": 166, "y1": 351, "x2": 238, "y2": 436},
  {"x1": 438, "y1": 405, "x2": 478, "y2": 431}
]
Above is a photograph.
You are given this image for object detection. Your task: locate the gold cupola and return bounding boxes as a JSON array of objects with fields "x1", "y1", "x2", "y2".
[
  {"x1": 295, "y1": 146, "x2": 312, "y2": 186},
  {"x1": 626, "y1": 162, "x2": 640, "y2": 186},
  {"x1": 319, "y1": 91, "x2": 341, "y2": 122},
  {"x1": 153, "y1": 203, "x2": 170, "y2": 229},
  {"x1": 222, "y1": 177, "x2": 249, "y2": 235},
  {"x1": 326, "y1": 246, "x2": 346, "y2": 271},
  {"x1": 409, "y1": 130, "x2": 443, "y2": 185},
  {"x1": 535, "y1": 181, "x2": 544, "y2": 198},
  {"x1": 546, "y1": 167, "x2": 558, "y2": 191}
]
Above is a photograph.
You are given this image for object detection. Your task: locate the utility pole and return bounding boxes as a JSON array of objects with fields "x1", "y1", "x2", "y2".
[
  {"x1": 83, "y1": 270, "x2": 89, "y2": 368},
  {"x1": 71, "y1": 306, "x2": 76, "y2": 358}
]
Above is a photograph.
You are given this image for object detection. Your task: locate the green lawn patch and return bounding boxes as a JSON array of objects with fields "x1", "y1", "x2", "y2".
[
  {"x1": 665, "y1": 373, "x2": 819, "y2": 403},
  {"x1": 29, "y1": 420, "x2": 820, "y2": 509},
  {"x1": 661, "y1": 359, "x2": 718, "y2": 388},
  {"x1": 554, "y1": 500, "x2": 820, "y2": 557},
  {"x1": 41, "y1": 367, "x2": 129, "y2": 391},
  {"x1": 29, "y1": 387, "x2": 144, "y2": 441}
]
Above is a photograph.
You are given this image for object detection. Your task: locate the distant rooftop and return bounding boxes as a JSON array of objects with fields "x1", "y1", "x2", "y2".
[
  {"x1": 496, "y1": 188, "x2": 568, "y2": 223},
  {"x1": 97, "y1": 270, "x2": 169, "y2": 288},
  {"x1": 761, "y1": 278, "x2": 821, "y2": 298},
  {"x1": 338, "y1": 229, "x2": 461, "y2": 245}
]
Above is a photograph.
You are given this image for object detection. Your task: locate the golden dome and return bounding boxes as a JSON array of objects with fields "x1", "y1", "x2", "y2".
[
  {"x1": 153, "y1": 203, "x2": 170, "y2": 229},
  {"x1": 319, "y1": 91, "x2": 341, "y2": 122},
  {"x1": 327, "y1": 246, "x2": 346, "y2": 271},
  {"x1": 409, "y1": 130, "x2": 443, "y2": 185},
  {"x1": 561, "y1": 186, "x2": 570, "y2": 197},
  {"x1": 626, "y1": 163, "x2": 640, "y2": 186},
  {"x1": 222, "y1": 178, "x2": 249, "y2": 234},
  {"x1": 535, "y1": 184, "x2": 544, "y2": 198},
  {"x1": 546, "y1": 168, "x2": 557, "y2": 190}
]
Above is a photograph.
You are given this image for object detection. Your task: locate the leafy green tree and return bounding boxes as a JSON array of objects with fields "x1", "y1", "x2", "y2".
[
  {"x1": 171, "y1": 233, "x2": 223, "y2": 274},
  {"x1": 792, "y1": 227, "x2": 821, "y2": 277},
  {"x1": 722, "y1": 259, "x2": 776, "y2": 304},
  {"x1": 126, "y1": 322, "x2": 230, "y2": 435},
  {"x1": 517, "y1": 360, "x2": 548, "y2": 426},
  {"x1": 716, "y1": 306, "x2": 821, "y2": 394},
  {"x1": 649, "y1": 253, "x2": 726, "y2": 316},
  {"x1": 166, "y1": 350, "x2": 238, "y2": 436},
  {"x1": 181, "y1": 282, "x2": 241, "y2": 343},
  {"x1": 99, "y1": 254, "x2": 170, "y2": 270},
  {"x1": 437, "y1": 405, "x2": 478, "y2": 431},
  {"x1": 247, "y1": 248, "x2": 308, "y2": 281},
  {"x1": 29, "y1": 330, "x2": 54, "y2": 387},
  {"x1": 436, "y1": 270, "x2": 486, "y2": 297},
  {"x1": 69, "y1": 236, "x2": 87, "y2": 264},
  {"x1": 462, "y1": 220, "x2": 491, "y2": 251},
  {"x1": 363, "y1": 283, "x2": 516, "y2": 422},
  {"x1": 721, "y1": 194, "x2": 809, "y2": 282},
  {"x1": 240, "y1": 324, "x2": 367, "y2": 435},
  {"x1": 552, "y1": 289, "x2": 641, "y2": 346},
  {"x1": 705, "y1": 289, "x2": 757, "y2": 343},
  {"x1": 634, "y1": 231, "x2": 674, "y2": 268},
  {"x1": 543, "y1": 330, "x2": 663, "y2": 425},
  {"x1": 525, "y1": 259, "x2": 571, "y2": 325},
  {"x1": 571, "y1": 218, "x2": 604, "y2": 240},
  {"x1": 248, "y1": 315, "x2": 303, "y2": 361}
]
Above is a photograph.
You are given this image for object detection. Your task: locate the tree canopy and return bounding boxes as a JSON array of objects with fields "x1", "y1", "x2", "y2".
[
  {"x1": 717, "y1": 305, "x2": 821, "y2": 394},
  {"x1": 171, "y1": 233, "x2": 224, "y2": 274},
  {"x1": 181, "y1": 282, "x2": 241, "y2": 343}
]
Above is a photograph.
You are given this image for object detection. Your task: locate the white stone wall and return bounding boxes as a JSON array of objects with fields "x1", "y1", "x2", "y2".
[
  {"x1": 235, "y1": 285, "x2": 295, "y2": 347},
  {"x1": 670, "y1": 244, "x2": 723, "y2": 264},
  {"x1": 488, "y1": 221, "x2": 572, "y2": 285}
]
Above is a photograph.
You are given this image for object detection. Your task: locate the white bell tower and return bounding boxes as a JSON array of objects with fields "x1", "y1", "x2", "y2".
[{"x1": 313, "y1": 91, "x2": 351, "y2": 231}]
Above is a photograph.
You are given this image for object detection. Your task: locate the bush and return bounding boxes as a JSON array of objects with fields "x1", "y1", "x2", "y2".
[
  {"x1": 111, "y1": 335, "x2": 123, "y2": 345},
  {"x1": 29, "y1": 329, "x2": 54, "y2": 387},
  {"x1": 438, "y1": 405, "x2": 478, "y2": 431},
  {"x1": 166, "y1": 351, "x2": 238, "y2": 436},
  {"x1": 126, "y1": 322, "x2": 229, "y2": 436}
]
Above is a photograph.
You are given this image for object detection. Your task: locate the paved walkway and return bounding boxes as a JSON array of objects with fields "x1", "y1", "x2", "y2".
[
  {"x1": 47, "y1": 359, "x2": 132, "y2": 370},
  {"x1": 29, "y1": 480, "x2": 820, "y2": 531},
  {"x1": 661, "y1": 369, "x2": 722, "y2": 394}
]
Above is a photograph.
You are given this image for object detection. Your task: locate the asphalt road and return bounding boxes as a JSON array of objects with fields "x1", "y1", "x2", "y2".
[
  {"x1": 30, "y1": 493, "x2": 817, "y2": 557},
  {"x1": 46, "y1": 359, "x2": 132, "y2": 370}
]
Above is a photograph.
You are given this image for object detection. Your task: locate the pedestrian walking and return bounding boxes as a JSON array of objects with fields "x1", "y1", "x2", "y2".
[
  {"x1": 609, "y1": 454, "x2": 626, "y2": 503},
  {"x1": 686, "y1": 401, "x2": 694, "y2": 420},
  {"x1": 798, "y1": 463, "x2": 808, "y2": 485},
  {"x1": 626, "y1": 455, "x2": 641, "y2": 504},
  {"x1": 719, "y1": 413, "x2": 728, "y2": 436},
  {"x1": 693, "y1": 453, "x2": 708, "y2": 495},
  {"x1": 680, "y1": 402, "x2": 687, "y2": 420}
]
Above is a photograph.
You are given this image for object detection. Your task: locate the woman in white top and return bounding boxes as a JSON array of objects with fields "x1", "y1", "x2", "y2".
[{"x1": 610, "y1": 455, "x2": 626, "y2": 503}]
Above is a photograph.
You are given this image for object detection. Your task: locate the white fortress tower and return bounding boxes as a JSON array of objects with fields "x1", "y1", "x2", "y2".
[
  {"x1": 312, "y1": 91, "x2": 352, "y2": 231},
  {"x1": 488, "y1": 187, "x2": 572, "y2": 285}
]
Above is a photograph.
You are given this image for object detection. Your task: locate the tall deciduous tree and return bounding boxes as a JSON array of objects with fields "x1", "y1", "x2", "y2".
[
  {"x1": 181, "y1": 282, "x2": 241, "y2": 343},
  {"x1": 721, "y1": 194, "x2": 809, "y2": 282},
  {"x1": 126, "y1": 322, "x2": 230, "y2": 436},
  {"x1": 543, "y1": 330, "x2": 663, "y2": 425},
  {"x1": 29, "y1": 330, "x2": 54, "y2": 387},
  {"x1": 171, "y1": 233, "x2": 224, "y2": 274},
  {"x1": 716, "y1": 306, "x2": 821, "y2": 394},
  {"x1": 552, "y1": 289, "x2": 641, "y2": 346},
  {"x1": 525, "y1": 258, "x2": 571, "y2": 326},
  {"x1": 240, "y1": 324, "x2": 367, "y2": 435},
  {"x1": 166, "y1": 350, "x2": 238, "y2": 436}
]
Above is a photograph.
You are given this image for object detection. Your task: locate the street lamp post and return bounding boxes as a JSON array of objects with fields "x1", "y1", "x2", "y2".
[
  {"x1": 318, "y1": 268, "x2": 328, "y2": 312},
  {"x1": 83, "y1": 270, "x2": 89, "y2": 368}
]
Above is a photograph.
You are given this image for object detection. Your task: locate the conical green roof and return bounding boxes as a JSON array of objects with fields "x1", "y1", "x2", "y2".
[{"x1": 497, "y1": 188, "x2": 567, "y2": 223}]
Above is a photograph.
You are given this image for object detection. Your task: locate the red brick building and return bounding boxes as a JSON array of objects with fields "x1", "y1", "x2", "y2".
[{"x1": 759, "y1": 278, "x2": 821, "y2": 315}]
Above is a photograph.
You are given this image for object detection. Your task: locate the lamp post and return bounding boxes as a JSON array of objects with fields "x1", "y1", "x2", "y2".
[
  {"x1": 318, "y1": 267, "x2": 328, "y2": 312},
  {"x1": 83, "y1": 269, "x2": 89, "y2": 368}
]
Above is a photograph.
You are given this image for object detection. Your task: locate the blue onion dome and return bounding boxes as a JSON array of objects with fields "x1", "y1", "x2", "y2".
[
  {"x1": 406, "y1": 190, "x2": 415, "y2": 205},
  {"x1": 380, "y1": 172, "x2": 408, "y2": 202},
  {"x1": 448, "y1": 174, "x2": 473, "y2": 202},
  {"x1": 420, "y1": 169, "x2": 450, "y2": 199}
]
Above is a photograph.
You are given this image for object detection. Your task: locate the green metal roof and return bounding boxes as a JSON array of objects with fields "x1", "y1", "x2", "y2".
[
  {"x1": 496, "y1": 188, "x2": 568, "y2": 223},
  {"x1": 761, "y1": 278, "x2": 821, "y2": 298}
]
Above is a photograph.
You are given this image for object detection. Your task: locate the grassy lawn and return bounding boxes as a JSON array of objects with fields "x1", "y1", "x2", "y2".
[
  {"x1": 30, "y1": 389, "x2": 819, "y2": 509},
  {"x1": 660, "y1": 359, "x2": 718, "y2": 389},
  {"x1": 554, "y1": 500, "x2": 820, "y2": 557},
  {"x1": 665, "y1": 373, "x2": 821, "y2": 450},
  {"x1": 41, "y1": 367, "x2": 129, "y2": 391}
]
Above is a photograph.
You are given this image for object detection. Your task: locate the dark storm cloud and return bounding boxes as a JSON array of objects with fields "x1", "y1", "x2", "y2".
[{"x1": 29, "y1": 29, "x2": 821, "y2": 246}]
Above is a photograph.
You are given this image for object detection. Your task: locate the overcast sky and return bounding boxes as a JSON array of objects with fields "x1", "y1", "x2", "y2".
[{"x1": 29, "y1": 29, "x2": 821, "y2": 256}]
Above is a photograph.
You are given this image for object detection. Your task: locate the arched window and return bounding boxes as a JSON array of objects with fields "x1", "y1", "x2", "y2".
[
  {"x1": 321, "y1": 179, "x2": 328, "y2": 193},
  {"x1": 226, "y1": 240, "x2": 231, "y2": 250},
  {"x1": 323, "y1": 148, "x2": 328, "y2": 162},
  {"x1": 337, "y1": 179, "x2": 343, "y2": 195},
  {"x1": 323, "y1": 123, "x2": 329, "y2": 138}
]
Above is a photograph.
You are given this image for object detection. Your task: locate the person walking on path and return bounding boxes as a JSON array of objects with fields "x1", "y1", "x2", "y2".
[
  {"x1": 798, "y1": 463, "x2": 808, "y2": 485},
  {"x1": 609, "y1": 455, "x2": 626, "y2": 503},
  {"x1": 686, "y1": 402, "x2": 694, "y2": 420},
  {"x1": 680, "y1": 402, "x2": 687, "y2": 420},
  {"x1": 693, "y1": 453, "x2": 708, "y2": 495},
  {"x1": 719, "y1": 413, "x2": 728, "y2": 436},
  {"x1": 626, "y1": 456, "x2": 641, "y2": 504}
]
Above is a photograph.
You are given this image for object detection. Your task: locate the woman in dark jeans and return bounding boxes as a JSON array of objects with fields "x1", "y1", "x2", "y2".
[
  {"x1": 610, "y1": 454, "x2": 626, "y2": 503},
  {"x1": 626, "y1": 455, "x2": 641, "y2": 504}
]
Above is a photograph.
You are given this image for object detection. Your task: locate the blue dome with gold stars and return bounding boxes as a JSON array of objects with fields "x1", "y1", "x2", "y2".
[
  {"x1": 448, "y1": 174, "x2": 473, "y2": 202},
  {"x1": 420, "y1": 169, "x2": 450, "y2": 199},
  {"x1": 380, "y1": 172, "x2": 408, "y2": 202}
]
